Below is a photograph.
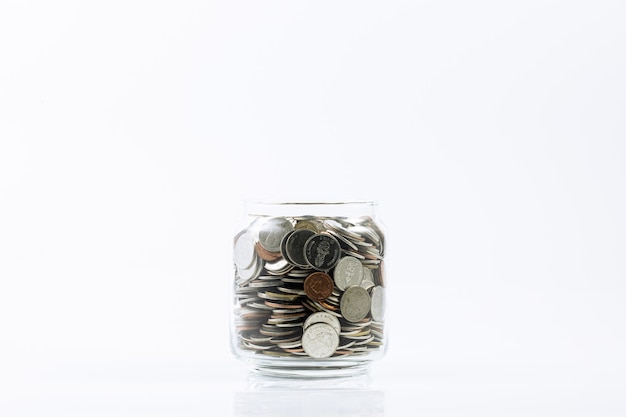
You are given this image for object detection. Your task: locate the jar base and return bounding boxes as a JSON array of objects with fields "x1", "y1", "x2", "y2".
[{"x1": 240, "y1": 356, "x2": 372, "y2": 378}]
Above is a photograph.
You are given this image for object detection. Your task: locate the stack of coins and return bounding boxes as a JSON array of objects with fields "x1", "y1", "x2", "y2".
[{"x1": 232, "y1": 215, "x2": 386, "y2": 359}]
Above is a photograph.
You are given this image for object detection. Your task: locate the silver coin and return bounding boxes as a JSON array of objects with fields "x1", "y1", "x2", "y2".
[
  {"x1": 236, "y1": 255, "x2": 262, "y2": 284},
  {"x1": 340, "y1": 286, "x2": 371, "y2": 323},
  {"x1": 301, "y1": 322, "x2": 339, "y2": 359},
  {"x1": 276, "y1": 286, "x2": 306, "y2": 296},
  {"x1": 258, "y1": 217, "x2": 294, "y2": 252},
  {"x1": 341, "y1": 249, "x2": 365, "y2": 260},
  {"x1": 370, "y1": 286, "x2": 385, "y2": 321},
  {"x1": 246, "y1": 302, "x2": 273, "y2": 311},
  {"x1": 323, "y1": 219, "x2": 362, "y2": 240},
  {"x1": 360, "y1": 267, "x2": 375, "y2": 289},
  {"x1": 248, "y1": 279, "x2": 282, "y2": 288},
  {"x1": 304, "y1": 233, "x2": 341, "y2": 270},
  {"x1": 246, "y1": 335, "x2": 272, "y2": 343},
  {"x1": 257, "y1": 291, "x2": 300, "y2": 301},
  {"x1": 333, "y1": 256, "x2": 364, "y2": 291},
  {"x1": 242, "y1": 341, "x2": 274, "y2": 350},
  {"x1": 303, "y1": 311, "x2": 341, "y2": 335},
  {"x1": 348, "y1": 224, "x2": 381, "y2": 245},
  {"x1": 233, "y1": 231, "x2": 256, "y2": 269},
  {"x1": 237, "y1": 295, "x2": 260, "y2": 305},
  {"x1": 353, "y1": 335, "x2": 376, "y2": 345},
  {"x1": 326, "y1": 229, "x2": 358, "y2": 251},
  {"x1": 264, "y1": 259, "x2": 292, "y2": 275},
  {"x1": 277, "y1": 340, "x2": 303, "y2": 349},
  {"x1": 279, "y1": 230, "x2": 296, "y2": 264},
  {"x1": 285, "y1": 229, "x2": 315, "y2": 267}
]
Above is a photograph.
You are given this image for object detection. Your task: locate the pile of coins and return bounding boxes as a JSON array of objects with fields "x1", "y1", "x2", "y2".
[{"x1": 232, "y1": 215, "x2": 386, "y2": 359}]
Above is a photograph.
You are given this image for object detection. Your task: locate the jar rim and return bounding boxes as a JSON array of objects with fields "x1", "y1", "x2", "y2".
[
  {"x1": 244, "y1": 199, "x2": 378, "y2": 206},
  {"x1": 242, "y1": 199, "x2": 379, "y2": 217}
]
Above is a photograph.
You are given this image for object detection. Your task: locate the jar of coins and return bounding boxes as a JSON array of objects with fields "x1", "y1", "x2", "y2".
[{"x1": 230, "y1": 201, "x2": 387, "y2": 377}]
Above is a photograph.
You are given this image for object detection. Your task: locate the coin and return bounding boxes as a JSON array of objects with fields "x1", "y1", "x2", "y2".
[
  {"x1": 304, "y1": 233, "x2": 341, "y2": 270},
  {"x1": 303, "y1": 311, "x2": 341, "y2": 335},
  {"x1": 279, "y1": 230, "x2": 295, "y2": 264},
  {"x1": 264, "y1": 259, "x2": 293, "y2": 275},
  {"x1": 340, "y1": 285, "x2": 371, "y2": 323},
  {"x1": 259, "y1": 217, "x2": 294, "y2": 252},
  {"x1": 236, "y1": 255, "x2": 262, "y2": 284},
  {"x1": 374, "y1": 260, "x2": 385, "y2": 286},
  {"x1": 326, "y1": 229, "x2": 359, "y2": 251},
  {"x1": 294, "y1": 219, "x2": 323, "y2": 232},
  {"x1": 323, "y1": 219, "x2": 362, "y2": 240},
  {"x1": 333, "y1": 256, "x2": 364, "y2": 290},
  {"x1": 303, "y1": 272, "x2": 334, "y2": 301},
  {"x1": 360, "y1": 267, "x2": 375, "y2": 290},
  {"x1": 233, "y1": 231, "x2": 256, "y2": 269},
  {"x1": 285, "y1": 229, "x2": 315, "y2": 267},
  {"x1": 257, "y1": 291, "x2": 300, "y2": 302},
  {"x1": 255, "y1": 242, "x2": 282, "y2": 262},
  {"x1": 349, "y1": 224, "x2": 381, "y2": 245},
  {"x1": 301, "y1": 322, "x2": 339, "y2": 359},
  {"x1": 302, "y1": 299, "x2": 342, "y2": 318},
  {"x1": 370, "y1": 286, "x2": 385, "y2": 321}
]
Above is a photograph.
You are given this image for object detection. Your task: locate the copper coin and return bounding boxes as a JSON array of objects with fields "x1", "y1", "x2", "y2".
[
  {"x1": 304, "y1": 272, "x2": 334, "y2": 301},
  {"x1": 255, "y1": 242, "x2": 282, "y2": 261}
]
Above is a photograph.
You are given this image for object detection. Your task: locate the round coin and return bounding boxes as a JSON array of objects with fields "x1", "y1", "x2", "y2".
[
  {"x1": 301, "y1": 322, "x2": 339, "y2": 359},
  {"x1": 285, "y1": 229, "x2": 315, "y2": 267},
  {"x1": 304, "y1": 233, "x2": 341, "y2": 270},
  {"x1": 303, "y1": 272, "x2": 334, "y2": 302},
  {"x1": 233, "y1": 231, "x2": 256, "y2": 269},
  {"x1": 303, "y1": 311, "x2": 341, "y2": 335},
  {"x1": 236, "y1": 255, "x2": 262, "y2": 284},
  {"x1": 279, "y1": 229, "x2": 296, "y2": 265},
  {"x1": 294, "y1": 219, "x2": 323, "y2": 232},
  {"x1": 255, "y1": 242, "x2": 282, "y2": 262},
  {"x1": 333, "y1": 256, "x2": 364, "y2": 290},
  {"x1": 340, "y1": 286, "x2": 371, "y2": 323},
  {"x1": 259, "y1": 217, "x2": 294, "y2": 252},
  {"x1": 370, "y1": 286, "x2": 385, "y2": 321}
]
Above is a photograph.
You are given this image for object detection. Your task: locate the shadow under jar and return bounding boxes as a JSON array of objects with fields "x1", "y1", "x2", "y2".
[{"x1": 230, "y1": 201, "x2": 388, "y2": 377}]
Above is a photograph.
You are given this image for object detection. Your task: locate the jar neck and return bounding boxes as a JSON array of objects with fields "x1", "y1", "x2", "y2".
[{"x1": 242, "y1": 200, "x2": 378, "y2": 219}]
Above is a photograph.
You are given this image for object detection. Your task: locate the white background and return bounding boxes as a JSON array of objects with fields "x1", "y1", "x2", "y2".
[{"x1": 1, "y1": 1, "x2": 625, "y2": 415}]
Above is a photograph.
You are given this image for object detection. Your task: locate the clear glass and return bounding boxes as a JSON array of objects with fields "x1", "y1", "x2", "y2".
[{"x1": 230, "y1": 200, "x2": 388, "y2": 377}]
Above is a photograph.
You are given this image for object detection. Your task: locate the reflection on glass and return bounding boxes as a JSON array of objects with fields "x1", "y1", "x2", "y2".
[{"x1": 234, "y1": 373, "x2": 385, "y2": 417}]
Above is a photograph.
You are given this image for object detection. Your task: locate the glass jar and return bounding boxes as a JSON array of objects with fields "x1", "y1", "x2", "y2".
[{"x1": 230, "y1": 201, "x2": 388, "y2": 377}]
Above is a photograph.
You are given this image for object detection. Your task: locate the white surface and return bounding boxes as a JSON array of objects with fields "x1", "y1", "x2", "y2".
[{"x1": 1, "y1": 0, "x2": 625, "y2": 415}]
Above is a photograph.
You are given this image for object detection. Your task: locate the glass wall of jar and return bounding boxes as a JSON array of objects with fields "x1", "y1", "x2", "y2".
[{"x1": 230, "y1": 201, "x2": 387, "y2": 377}]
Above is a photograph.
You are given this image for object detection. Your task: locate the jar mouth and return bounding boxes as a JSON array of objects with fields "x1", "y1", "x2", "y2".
[
  {"x1": 245, "y1": 200, "x2": 377, "y2": 206},
  {"x1": 243, "y1": 199, "x2": 378, "y2": 218}
]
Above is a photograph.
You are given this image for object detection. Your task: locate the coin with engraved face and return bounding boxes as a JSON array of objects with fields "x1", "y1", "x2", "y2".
[
  {"x1": 333, "y1": 256, "x2": 364, "y2": 290},
  {"x1": 259, "y1": 217, "x2": 294, "y2": 252},
  {"x1": 340, "y1": 286, "x2": 371, "y2": 323},
  {"x1": 303, "y1": 311, "x2": 341, "y2": 335},
  {"x1": 304, "y1": 272, "x2": 334, "y2": 302},
  {"x1": 301, "y1": 322, "x2": 339, "y2": 359},
  {"x1": 304, "y1": 233, "x2": 341, "y2": 270}
]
